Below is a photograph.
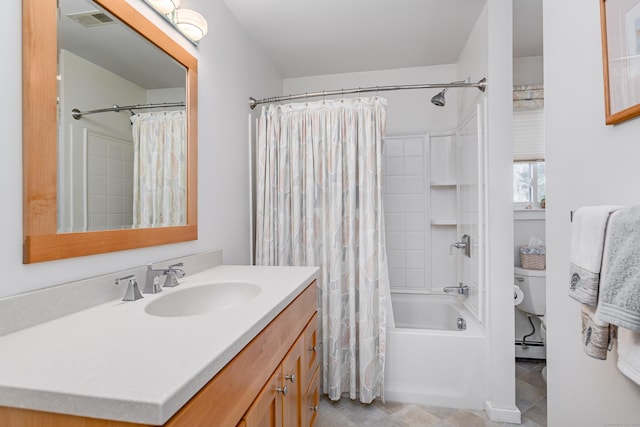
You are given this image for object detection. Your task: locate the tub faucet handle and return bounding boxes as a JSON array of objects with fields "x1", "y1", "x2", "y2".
[
  {"x1": 443, "y1": 282, "x2": 469, "y2": 298},
  {"x1": 115, "y1": 275, "x2": 143, "y2": 302},
  {"x1": 449, "y1": 235, "x2": 471, "y2": 257}
]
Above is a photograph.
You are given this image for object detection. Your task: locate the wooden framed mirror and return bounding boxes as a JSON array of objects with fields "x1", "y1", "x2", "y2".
[{"x1": 23, "y1": 0, "x2": 198, "y2": 263}]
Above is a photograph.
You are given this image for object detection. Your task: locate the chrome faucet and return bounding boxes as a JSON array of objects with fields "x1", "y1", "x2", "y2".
[
  {"x1": 449, "y1": 234, "x2": 471, "y2": 257},
  {"x1": 164, "y1": 262, "x2": 186, "y2": 288},
  {"x1": 115, "y1": 275, "x2": 143, "y2": 301},
  {"x1": 143, "y1": 264, "x2": 168, "y2": 294},
  {"x1": 443, "y1": 282, "x2": 469, "y2": 298}
]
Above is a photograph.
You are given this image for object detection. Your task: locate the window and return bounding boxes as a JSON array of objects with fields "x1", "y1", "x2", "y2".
[{"x1": 513, "y1": 161, "x2": 545, "y2": 208}]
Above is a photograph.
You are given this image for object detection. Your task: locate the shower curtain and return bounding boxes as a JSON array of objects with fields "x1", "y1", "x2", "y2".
[
  {"x1": 131, "y1": 110, "x2": 187, "y2": 227},
  {"x1": 255, "y1": 97, "x2": 391, "y2": 403}
]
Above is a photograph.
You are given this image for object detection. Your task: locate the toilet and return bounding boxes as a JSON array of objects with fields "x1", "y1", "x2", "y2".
[
  {"x1": 514, "y1": 267, "x2": 546, "y2": 317},
  {"x1": 514, "y1": 266, "x2": 547, "y2": 382}
]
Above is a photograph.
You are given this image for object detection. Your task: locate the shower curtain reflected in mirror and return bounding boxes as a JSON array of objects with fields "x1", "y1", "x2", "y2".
[
  {"x1": 255, "y1": 97, "x2": 391, "y2": 403},
  {"x1": 131, "y1": 110, "x2": 187, "y2": 227}
]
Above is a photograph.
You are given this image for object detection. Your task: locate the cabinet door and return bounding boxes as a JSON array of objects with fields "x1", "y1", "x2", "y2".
[
  {"x1": 302, "y1": 368, "x2": 320, "y2": 427},
  {"x1": 282, "y1": 335, "x2": 304, "y2": 426},
  {"x1": 302, "y1": 313, "x2": 319, "y2": 390},
  {"x1": 242, "y1": 367, "x2": 283, "y2": 427}
]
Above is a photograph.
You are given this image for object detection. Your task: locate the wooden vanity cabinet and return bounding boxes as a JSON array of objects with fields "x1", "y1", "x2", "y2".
[
  {"x1": 303, "y1": 369, "x2": 320, "y2": 427},
  {"x1": 165, "y1": 281, "x2": 319, "y2": 427},
  {"x1": 241, "y1": 311, "x2": 320, "y2": 427},
  {"x1": 0, "y1": 281, "x2": 319, "y2": 427},
  {"x1": 302, "y1": 313, "x2": 320, "y2": 427},
  {"x1": 240, "y1": 365, "x2": 283, "y2": 427}
]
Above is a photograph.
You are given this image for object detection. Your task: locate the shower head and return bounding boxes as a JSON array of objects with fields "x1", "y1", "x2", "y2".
[{"x1": 431, "y1": 88, "x2": 447, "y2": 107}]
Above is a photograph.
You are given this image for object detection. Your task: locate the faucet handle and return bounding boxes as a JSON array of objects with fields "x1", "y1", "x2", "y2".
[
  {"x1": 115, "y1": 275, "x2": 143, "y2": 301},
  {"x1": 168, "y1": 262, "x2": 185, "y2": 277},
  {"x1": 164, "y1": 263, "x2": 185, "y2": 288}
]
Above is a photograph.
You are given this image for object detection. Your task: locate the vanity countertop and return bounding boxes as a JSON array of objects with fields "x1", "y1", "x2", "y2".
[{"x1": 0, "y1": 265, "x2": 319, "y2": 425}]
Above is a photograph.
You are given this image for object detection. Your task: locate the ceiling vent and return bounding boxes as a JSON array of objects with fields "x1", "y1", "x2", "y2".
[{"x1": 67, "y1": 11, "x2": 115, "y2": 28}]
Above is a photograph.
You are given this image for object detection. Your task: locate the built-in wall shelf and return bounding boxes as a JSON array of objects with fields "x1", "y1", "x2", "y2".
[
  {"x1": 431, "y1": 219, "x2": 457, "y2": 226},
  {"x1": 383, "y1": 132, "x2": 457, "y2": 294},
  {"x1": 430, "y1": 181, "x2": 456, "y2": 187},
  {"x1": 428, "y1": 133, "x2": 457, "y2": 295}
]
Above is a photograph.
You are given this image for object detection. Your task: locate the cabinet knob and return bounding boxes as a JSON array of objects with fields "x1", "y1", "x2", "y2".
[
  {"x1": 275, "y1": 385, "x2": 288, "y2": 396},
  {"x1": 309, "y1": 405, "x2": 318, "y2": 412},
  {"x1": 308, "y1": 346, "x2": 317, "y2": 352},
  {"x1": 285, "y1": 373, "x2": 296, "y2": 383}
]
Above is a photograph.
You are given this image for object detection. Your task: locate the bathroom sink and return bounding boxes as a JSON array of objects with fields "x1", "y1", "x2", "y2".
[{"x1": 144, "y1": 282, "x2": 261, "y2": 317}]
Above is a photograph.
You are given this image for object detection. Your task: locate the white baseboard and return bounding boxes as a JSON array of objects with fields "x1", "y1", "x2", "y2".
[
  {"x1": 515, "y1": 342, "x2": 546, "y2": 359},
  {"x1": 485, "y1": 400, "x2": 521, "y2": 424}
]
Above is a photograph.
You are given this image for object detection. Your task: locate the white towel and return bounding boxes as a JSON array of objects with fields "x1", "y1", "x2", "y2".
[
  {"x1": 595, "y1": 206, "x2": 640, "y2": 331},
  {"x1": 569, "y1": 205, "x2": 622, "y2": 306},
  {"x1": 581, "y1": 304, "x2": 615, "y2": 360},
  {"x1": 617, "y1": 327, "x2": 640, "y2": 386}
]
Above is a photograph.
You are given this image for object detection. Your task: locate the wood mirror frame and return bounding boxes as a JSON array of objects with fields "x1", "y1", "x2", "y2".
[{"x1": 23, "y1": 0, "x2": 198, "y2": 263}]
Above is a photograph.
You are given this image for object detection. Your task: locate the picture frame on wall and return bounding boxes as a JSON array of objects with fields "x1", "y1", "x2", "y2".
[{"x1": 601, "y1": 0, "x2": 640, "y2": 124}]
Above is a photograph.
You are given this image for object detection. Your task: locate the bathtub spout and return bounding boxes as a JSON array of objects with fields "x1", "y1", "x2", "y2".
[{"x1": 443, "y1": 283, "x2": 469, "y2": 298}]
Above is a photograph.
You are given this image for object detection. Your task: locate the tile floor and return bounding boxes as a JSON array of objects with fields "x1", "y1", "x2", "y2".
[{"x1": 316, "y1": 359, "x2": 547, "y2": 427}]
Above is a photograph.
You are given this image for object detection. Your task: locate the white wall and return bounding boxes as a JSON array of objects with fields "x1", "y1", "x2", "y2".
[
  {"x1": 544, "y1": 0, "x2": 640, "y2": 425},
  {"x1": 1, "y1": 0, "x2": 282, "y2": 299},
  {"x1": 512, "y1": 56, "x2": 546, "y2": 357},
  {"x1": 59, "y1": 49, "x2": 146, "y2": 232},
  {"x1": 513, "y1": 56, "x2": 543, "y2": 86},
  {"x1": 513, "y1": 211, "x2": 545, "y2": 269},
  {"x1": 283, "y1": 65, "x2": 459, "y2": 135},
  {"x1": 511, "y1": 57, "x2": 545, "y2": 269},
  {"x1": 458, "y1": 0, "x2": 519, "y2": 422}
]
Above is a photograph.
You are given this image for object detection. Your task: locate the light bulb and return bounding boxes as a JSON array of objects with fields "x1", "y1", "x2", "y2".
[
  {"x1": 147, "y1": 0, "x2": 181, "y2": 15},
  {"x1": 173, "y1": 9, "x2": 208, "y2": 41}
]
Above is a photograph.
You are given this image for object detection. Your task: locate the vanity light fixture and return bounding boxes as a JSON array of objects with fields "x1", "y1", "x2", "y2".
[
  {"x1": 147, "y1": 0, "x2": 181, "y2": 15},
  {"x1": 173, "y1": 9, "x2": 208, "y2": 42},
  {"x1": 144, "y1": 0, "x2": 208, "y2": 44}
]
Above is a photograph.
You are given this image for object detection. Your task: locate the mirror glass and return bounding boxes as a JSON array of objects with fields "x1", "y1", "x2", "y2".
[
  {"x1": 23, "y1": 0, "x2": 198, "y2": 263},
  {"x1": 57, "y1": 0, "x2": 187, "y2": 233}
]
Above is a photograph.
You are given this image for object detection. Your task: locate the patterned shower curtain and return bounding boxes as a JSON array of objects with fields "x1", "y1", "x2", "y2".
[
  {"x1": 255, "y1": 97, "x2": 391, "y2": 403},
  {"x1": 131, "y1": 110, "x2": 187, "y2": 227}
]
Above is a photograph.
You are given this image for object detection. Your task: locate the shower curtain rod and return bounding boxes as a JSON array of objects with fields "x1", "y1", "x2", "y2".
[
  {"x1": 248, "y1": 78, "x2": 486, "y2": 110},
  {"x1": 71, "y1": 101, "x2": 186, "y2": 120}
]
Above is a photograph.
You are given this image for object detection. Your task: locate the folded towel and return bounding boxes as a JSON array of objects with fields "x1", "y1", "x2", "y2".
[
  {"x1": 617, "y1": 327, "x2": 640, "y2": 386},
  {"x1": 569, "y1": 206, "x2": 622, "y2": 306},
  {"x1": 581, "y1": 305, "x2": 615, "y2": 360},
  {"x1": 596, "y1": 206, "x2": 640, "y2": 331}
]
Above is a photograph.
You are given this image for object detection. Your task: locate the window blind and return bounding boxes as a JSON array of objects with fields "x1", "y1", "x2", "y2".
[{"x1": 513, "y1": 107, "x2": 544, "y2": 161}]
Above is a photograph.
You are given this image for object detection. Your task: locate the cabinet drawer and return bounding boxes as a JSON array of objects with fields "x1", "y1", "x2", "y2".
[
  {"x1": 282, "y1": 336, "x2": 304, "y2": 426},
  {"x1": 302, "y1": 312, "x2": 319, "y2": 390},
  {"x1": 303, "y1": 368, "x2": 320, "y2": 427},
  {"x1": 241, "y1": 367, "x2": 283, "y2": 427}
]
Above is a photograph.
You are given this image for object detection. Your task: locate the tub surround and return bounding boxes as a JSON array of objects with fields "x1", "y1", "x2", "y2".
[
  {"x1": 0, "y1": 251, "x2": 318, "y2": 425},
  {"x1": 385, "y1": 293, "x2": 486, "y2": 409}
]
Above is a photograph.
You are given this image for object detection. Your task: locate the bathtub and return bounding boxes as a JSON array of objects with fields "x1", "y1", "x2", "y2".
[{"x1": 384, "y1": 293, "x2": 486, "y2": 409}]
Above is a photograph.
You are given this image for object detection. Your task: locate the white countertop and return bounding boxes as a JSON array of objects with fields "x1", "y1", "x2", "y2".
[{"x1": 0, "y1": 265, "x2": 318, "y2": 425}]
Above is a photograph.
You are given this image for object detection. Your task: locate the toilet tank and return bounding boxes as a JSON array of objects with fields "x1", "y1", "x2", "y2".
[{"x1": 514, "y1": 267, "x2": 546, "y2": 316}]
